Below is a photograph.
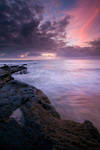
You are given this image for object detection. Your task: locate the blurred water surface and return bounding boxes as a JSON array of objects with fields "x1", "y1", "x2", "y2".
[{"x1": 1, "y1": 59, "x2": 100, "y2": 130}]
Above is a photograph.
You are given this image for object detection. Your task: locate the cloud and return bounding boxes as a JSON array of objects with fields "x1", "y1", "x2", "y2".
[
  {"x1": 40, "y1": 15, "x2": 70, "y2": 44},
  {"x1": 57, "y1": 43, "x2": 100, "y2": 58},
  {"x1": 0, "y1": 0, "x2": 99, "y2": 59},
  {"x1": 0, "y1": 0, "x2": 43, "y2": 45},
  {"x1": 88, "y1": 38, "x2": 100, "y2": 48},
  {"x1": 0, "y1": 0, "x2": 70, "y2": 58},
  {"x1": 66, "y1": 0, "x2": 100, "y2": 47}
]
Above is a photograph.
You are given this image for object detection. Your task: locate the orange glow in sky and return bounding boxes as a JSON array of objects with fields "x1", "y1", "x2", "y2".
[{"x1": 41, "y1": 53, "x2": 56, "y2": 59}]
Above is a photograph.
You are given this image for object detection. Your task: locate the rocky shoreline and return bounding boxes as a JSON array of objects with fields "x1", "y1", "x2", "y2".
[{"x1": 0, "y1": 65, "x2": 100, "y2": 150}]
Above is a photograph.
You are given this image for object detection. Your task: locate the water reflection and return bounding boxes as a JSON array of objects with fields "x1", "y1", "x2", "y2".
[{"x1": 55, "y1": 93, "x2": 100, "y2": 130}]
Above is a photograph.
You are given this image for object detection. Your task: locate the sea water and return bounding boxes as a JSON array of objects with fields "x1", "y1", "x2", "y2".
[{"x1": 0, "y1": 59, "x2": 100, "y2": 130}]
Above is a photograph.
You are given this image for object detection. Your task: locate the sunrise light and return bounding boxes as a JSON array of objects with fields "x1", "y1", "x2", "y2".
[{"x1": 41, "y1": 53, "x2": 56, "y2": 59}]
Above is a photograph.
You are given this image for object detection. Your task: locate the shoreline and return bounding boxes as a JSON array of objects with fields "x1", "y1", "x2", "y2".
[{"x1": 0, "y1": 64, "x2": 100, "y2": 149}]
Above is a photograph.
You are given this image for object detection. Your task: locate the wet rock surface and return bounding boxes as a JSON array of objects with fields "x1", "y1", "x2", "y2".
[
  {"x1": 0, "y1": 64, "x2": 27, "y2": 74},
  {"x1": 0, "y1": 65, "x2": 100, "y2": 150}
]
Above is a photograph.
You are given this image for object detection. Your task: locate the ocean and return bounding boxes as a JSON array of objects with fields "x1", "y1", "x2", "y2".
[{"x1": 0, "y1": 58, "x2": 100, "y2": 130}]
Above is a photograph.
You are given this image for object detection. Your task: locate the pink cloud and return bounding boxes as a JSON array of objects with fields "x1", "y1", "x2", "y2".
[{"x1": 66, "y1": 0, "x2": 100, "y2": 46}]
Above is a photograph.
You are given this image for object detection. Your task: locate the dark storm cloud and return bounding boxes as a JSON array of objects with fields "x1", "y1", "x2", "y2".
[
  {"x1": 0, "y1": 0, "x2": 70, "y2": 58},
  {"x1": 88, "y1": 38, "x2": 100, "y2": 48},
  {"x1": 39, "y1": 15, "x2": 70, "y2": 50},
  {"x1": 57, "y1": 45, "x2": 100, "y2": 58},
  {"x1": 40, "y1": 16, "x2": 70, "y2": 34},
  {"x1": 0, "y1": 0, "x2": 43, "y2": 43},
  {"x1": 56, "y1": 38, "x2": 100, "y2": 58}
]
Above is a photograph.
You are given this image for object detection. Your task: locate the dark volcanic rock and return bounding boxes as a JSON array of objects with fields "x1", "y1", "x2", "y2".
[
  {"x1": 0, "y1": 71, "x2": 13, "y2": 87},
  {"x1": 0, "y1": 64, "x2": 27, "y2": 87},
  {"x1": 0, "y1": 65, "x2": 100, "y2": 150},
  {"x1": 0, "y1": 64, "x2": 27, "y2": 74}
]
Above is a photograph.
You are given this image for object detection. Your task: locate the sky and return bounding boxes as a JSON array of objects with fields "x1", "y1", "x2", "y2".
[{"x1": 0, "y1": 0, "x2": 100, "y2": 59}]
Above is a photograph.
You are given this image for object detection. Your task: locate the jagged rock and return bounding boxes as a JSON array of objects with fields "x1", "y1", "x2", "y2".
[
  {"x1": 0, "y1": 64, "x2": 10, "y2": 70},
  {"x1": 0, "y1": 72, "x2": 13, "y2": 87},
  {"x1": 0, "y1": 65, "x2": 100, "y2": 150},
  {"x1": 0, "y1": 65, "x2": 27, "y2": 87},
  {"x1": 84, "y1": 120, "x2": 100, "y2": 140},
  {"x1": 0, "y1": 64, "x2": 27, "y2": 74}
]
